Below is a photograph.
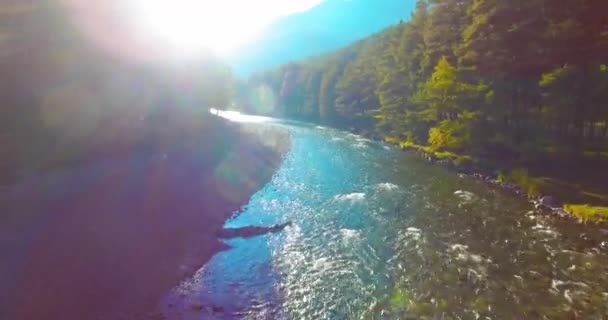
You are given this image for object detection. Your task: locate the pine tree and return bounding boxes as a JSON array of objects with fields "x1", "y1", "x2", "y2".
[
  {"x1": 375, "y1": 1, "x2": 430, "y2": 141},
  {"x1": 422, "y1": 0, "x2": 471, "y2": 73},
  {"x1": 319, "y1": 66, "x2": 339, "y2": 124},
  {"x1": 302, "y1": 70, "x2": 322, "y2": 120},
  {"x1": 413, "y1": 57, "x2": 483, "y2": 150},
  {"x1": 335, "y1": 40, "x2": 383, "y2": 129}
]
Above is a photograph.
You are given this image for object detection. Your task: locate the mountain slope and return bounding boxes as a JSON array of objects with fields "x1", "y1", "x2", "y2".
[{"x1": 228, "y1": 0, "x2": 415, "y2": 76}]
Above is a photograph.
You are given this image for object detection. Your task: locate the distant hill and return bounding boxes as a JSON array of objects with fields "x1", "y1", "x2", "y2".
[{"x1": 228, "y1": 0, "x2": 415, "y2": 76}]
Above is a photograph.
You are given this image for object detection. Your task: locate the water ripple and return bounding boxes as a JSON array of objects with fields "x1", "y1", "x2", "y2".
[{"x1": 162, "y1": 122, "x2": 608, "y2": 319}]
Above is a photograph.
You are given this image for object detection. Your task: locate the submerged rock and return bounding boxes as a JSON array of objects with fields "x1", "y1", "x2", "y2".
[
  {"x1": 535, "y1": 196, "x2": 560, "y2": 210},
  {"x1": 334, "y1": 193, "x2": 366, "y2": 201},
  {"x1": 218, "y1": 222, "x2": 293, "y2": 239}
]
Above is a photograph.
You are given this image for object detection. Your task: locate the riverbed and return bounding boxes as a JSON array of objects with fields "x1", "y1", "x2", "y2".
[{"x1": 162, "y1": 114, "x2": 608, "y2": 319}]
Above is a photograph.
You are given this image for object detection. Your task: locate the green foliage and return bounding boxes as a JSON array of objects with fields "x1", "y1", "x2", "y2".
[
  {"x1": 413, "y1": 57, "x2": 461, "y2": 122},
  {"x1": 319, "y1": 66, "x2": 339, "y2": 123},
  {"x1": 434, "y1": 150, "x2": 475, "y2": 166},
  {"x1": 502, "y1": 168, "x2": 543, "y2": 196},
  {"x1": 428, "y1": 120, "x2": 469, "y2": 151},
  {"x1": 411, "y1": 57, "x2": 482, "y2": 151},
  {"x1": 245, "y1": 0, "x2": 608, "y2": 209},
  {"x1": 563, "y1": 204, "x2": 608, "y2": 222},
  {"x1": 246, "y1": 0, "x2": 608, "y2": 156},
  {"x1": 496, "y1": 171, "x2": 507, "y2": 183},
  {"x1": 389, "y1": 288, "x2": 411, "y2": 307}
]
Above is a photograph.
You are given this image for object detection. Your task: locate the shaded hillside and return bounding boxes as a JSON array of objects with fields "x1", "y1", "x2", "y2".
[
  {"x1": 1, "y1": 119, "x2": 290, "y2": 320},
  {"x1": 0, "y1": 2, "x2": 292, "y2": 319}
]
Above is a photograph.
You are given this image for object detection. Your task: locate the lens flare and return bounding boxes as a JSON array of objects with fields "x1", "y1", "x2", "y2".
[{"x1": 129, "y1": 0, "x2": 324, "y2": 56}]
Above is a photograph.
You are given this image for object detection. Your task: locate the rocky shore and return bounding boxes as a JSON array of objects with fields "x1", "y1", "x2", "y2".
[{"x1": 398, "y1": 146, "x2": 597, "y2": 224}]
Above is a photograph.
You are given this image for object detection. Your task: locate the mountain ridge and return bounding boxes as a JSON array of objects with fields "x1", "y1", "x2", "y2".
[{"x1": 228, "y1": 0, "x2": 416, "y2": 76}]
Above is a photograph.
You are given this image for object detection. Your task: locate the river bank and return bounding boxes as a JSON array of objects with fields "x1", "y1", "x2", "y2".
[
  {"x1": 289, "y1": 118, "x2": 608, "y2": 223},
  {"x1": 246, "y1": 115, "x2": 608, "y2": 223},
  {"x1": 0, "y1": 117, "x2": 289, "y2": 320},
  {"x1": 379, "y1": 137, "x2": 608, "y2": 224}
]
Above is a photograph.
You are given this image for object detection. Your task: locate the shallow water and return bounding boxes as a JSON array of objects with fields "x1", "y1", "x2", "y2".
[{"x1": 162, "y1": 118, "x2": 608, "y2": 319}]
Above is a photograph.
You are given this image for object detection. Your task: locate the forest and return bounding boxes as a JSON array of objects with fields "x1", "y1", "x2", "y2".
[{"x1": 241, "y1": 0, "x2": 608, "y2": 209}]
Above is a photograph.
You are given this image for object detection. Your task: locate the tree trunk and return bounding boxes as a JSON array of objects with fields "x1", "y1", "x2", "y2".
[{"x1": 575, "y1": 63, "x2": 591, "y2": 149}]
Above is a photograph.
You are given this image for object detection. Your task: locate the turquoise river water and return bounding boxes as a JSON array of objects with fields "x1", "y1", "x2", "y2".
[{"x1": 162, "y1": 113, "x2": 608, "y2": 319}]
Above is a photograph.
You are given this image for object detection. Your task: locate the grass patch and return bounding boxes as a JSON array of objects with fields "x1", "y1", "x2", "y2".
[
  {"x1": 535, "y1": 177, "x2": 608, "y2": 203},
  {"x1": 394, "y1": 139, "x2": 432, "y2": 153},
  {"x1": 497, "y1": 168, "x2": 544, "y2": 196},
  {"x1": 583, "y1": 150, "x2": 608, "y2": 160},
  {"x1": 389, "y1": 137, "x2": 608, "y2": 215},
  {"x1": 389, "y1": 288, "x2": 411, "y2": 307},
  {"x1": 386, "y1": 137, "x2": 475, "y2": 167},
  {"x1": 563, "y1": 204, "x2": 608, "y2": 222},
  {"x1": 434, "y1": 150, "x2": 475, "y2": 167}
]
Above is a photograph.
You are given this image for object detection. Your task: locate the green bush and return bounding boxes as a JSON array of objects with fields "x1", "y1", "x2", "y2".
[{"x1": 427, "y1": 120, "x2": 470, "y2": 151}]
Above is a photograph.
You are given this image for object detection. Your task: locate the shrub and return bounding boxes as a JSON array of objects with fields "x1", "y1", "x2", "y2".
[{"x1": 427, "y1": 120, "x2": 470, "y2": 151}]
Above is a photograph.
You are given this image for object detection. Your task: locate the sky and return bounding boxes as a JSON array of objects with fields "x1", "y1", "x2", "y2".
[
  {"x1": 59, "y1": 0, "x2": 326, "y2": 63},
  {"x1": 129, "y1": 0, "x2": 326, "y2": 56}
]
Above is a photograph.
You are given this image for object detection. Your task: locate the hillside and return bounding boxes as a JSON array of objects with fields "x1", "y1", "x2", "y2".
[
  {"x1": 242, "y1": 0, "x2": 608, "y2": 220},
  {"x1": 228, "y1": 0, "x2": 415, "y2": 76}
]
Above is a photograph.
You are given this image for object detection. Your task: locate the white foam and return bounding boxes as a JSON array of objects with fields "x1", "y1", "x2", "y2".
[
  {"x1": 551, "y1": 279, "x2": 590, "y2": 292},
  {"x1": 564, "y1": 289, "x2": 573, "y2": 303},
  {"x1": 454, "y1": 190, "x2": 475, "y2": 202},
  {"x1": 532, "y1": 224, "x2": 560, "y2": 238},
  {"x1": 340, "y1": 229, "x2": 360, "y2": 241},
  {"x1": 449, "y1": 243, "x2": 491, "y2": 264},
  {"x1": 334, "y1": 193, "x2": 366, "y2": 201},
  {"x1": 404, "y1": 227, "x2": 422, "y2": 241},
  {"x1": 458, "y1": 253, "x2": 486, "y2": 263},
  {"x1": 467, "y1": 268, "x2": 486, "y2": 280},
  {"x1": 450, "y1": 244, "x2": 469, "y2": 251},
  {"x1": 377, "y1": 182, "x2": 399, "y2": 191},
  {"x1": 311, "y1": 257, "x2": 334, "y2": 272}
]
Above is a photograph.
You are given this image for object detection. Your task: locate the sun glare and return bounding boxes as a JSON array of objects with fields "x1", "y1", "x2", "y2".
[{"x1": 129, "y1": 0, "x2": 324, "y2": 56}]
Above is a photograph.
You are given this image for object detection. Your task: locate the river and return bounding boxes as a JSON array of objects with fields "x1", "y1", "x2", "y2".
[{"x1": 162, "y1": 113, "x2": 608, "y2": 319}]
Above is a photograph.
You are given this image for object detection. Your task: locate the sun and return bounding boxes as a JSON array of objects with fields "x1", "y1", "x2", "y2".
[
  {"x1": 130, "y1": 0, "x2": 250, "y2": 55},
  {"x1": 129, "y1": 0, "x2": 323, "y2": 57}
]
